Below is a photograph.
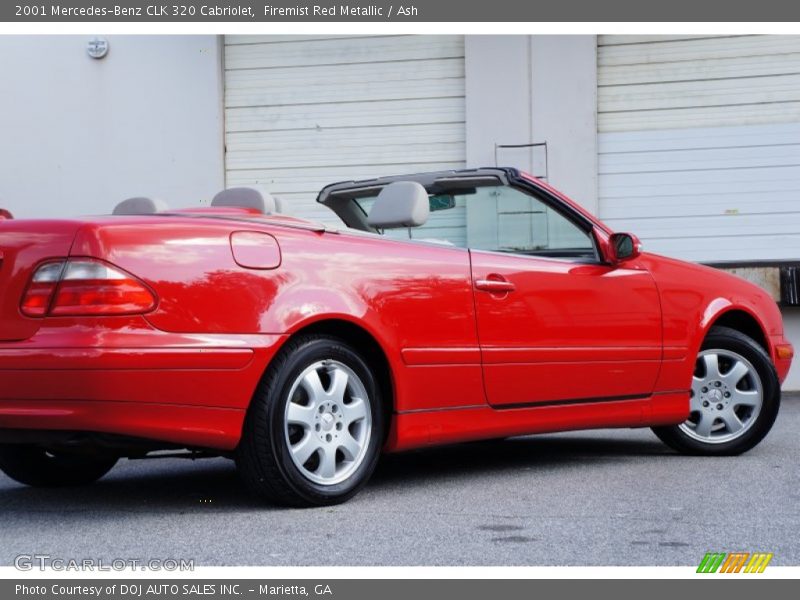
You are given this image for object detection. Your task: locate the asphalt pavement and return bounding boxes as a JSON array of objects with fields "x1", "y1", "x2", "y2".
[{"x1": 1, "y1": 395, "x2": 798, "y2": 566}]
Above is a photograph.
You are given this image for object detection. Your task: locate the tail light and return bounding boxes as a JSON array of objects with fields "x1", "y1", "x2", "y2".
[
  {"x1": 21, "y1": 259, "x2": 156, "y2": 317},
  {"x1": 20, "y1": 262, "x2": 64, "y2": 317}
]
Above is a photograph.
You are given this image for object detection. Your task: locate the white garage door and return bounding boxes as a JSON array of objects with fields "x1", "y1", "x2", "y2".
[
  {"x1": 223, "y1": 35, "x2": 466, "y2": 226},
  {"x1": 597, "y1": 35, "x2": 800, "y2": 263}
]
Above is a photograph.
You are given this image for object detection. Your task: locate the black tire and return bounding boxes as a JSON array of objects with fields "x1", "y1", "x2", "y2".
[
  {"x1": 236, "y1": 334, "x2": 385, "y2": 507},
  {"x1": 0, "y1": 445, "x2": 117, "y2": 487},
  {"x1": 652, "y1": 326, "x2": 780, "y2": 456}
]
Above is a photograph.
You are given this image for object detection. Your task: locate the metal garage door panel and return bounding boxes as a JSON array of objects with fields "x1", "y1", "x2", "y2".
[
  {"x1": 226, "y1": 97, "x2": 465, "y2": 132},
  {"x1": 598, "y1": 123, "x2": 800, "y2": 152},
  {"x1": 224, "y1": 59, "x2": 464, "y2": 108},
  {"x1": 600, "y1": 103, "x2": 800, "y2": 133},
  {"x1": 628, "y1": 234, "x2": 800, "y2": 263},
  {"x1": 599, "y1": 35, "x2": 800, "y2": 68},
  {"x1": 600, "y1": 53, "x2": 800, "y2": 87},
  {"x1": 600, "y1": 143, "x2": 800, "y2": 174},
  {"x1": 223, "y1": 35, "x2": 466, "y2": 227},
  {"x1": 600, "y1": 74, "x2": 800, "y2": 113},
  {"x1": 224, "y1": 35, "x2": 465, "y2": 70},
  {"x1": 597, "y1": 35, "x2": 800, "y2": 263}
]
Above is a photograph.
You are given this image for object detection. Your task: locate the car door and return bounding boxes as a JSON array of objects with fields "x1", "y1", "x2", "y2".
[{"x1": 466, "y1": 184, "x2": 662, "y2": 407}]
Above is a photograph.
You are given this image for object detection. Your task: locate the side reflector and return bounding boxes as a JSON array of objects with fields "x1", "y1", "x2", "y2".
[{"x1": 776, "y1": 344, "x2": 794, "y2": 360}]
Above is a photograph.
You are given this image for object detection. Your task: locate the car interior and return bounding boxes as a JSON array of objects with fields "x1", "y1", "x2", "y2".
[
  {"x1": 108, "y1": 176, "x2": 597, "y2": 262},
  {"x1": 111, "y1": 186, "x2": 286, "y2": 216}
]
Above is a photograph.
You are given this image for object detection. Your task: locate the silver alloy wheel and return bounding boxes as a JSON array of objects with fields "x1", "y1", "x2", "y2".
[
  {"x1": 284, "y1": 360, "x2": 372, "y2": 486},
  {"x1": 680, "y1": 349, "x2": 763, "y2": 444}
]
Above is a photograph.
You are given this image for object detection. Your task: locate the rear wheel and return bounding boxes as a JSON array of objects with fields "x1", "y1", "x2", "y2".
[
  {"x1": 652, "y1": 326, "x2": 780, "y2": 455},
  {"x1": 236, "y1": 334, "x2": 384, "y2": 507},
  {"x1": 0, "y1": 445, "x2": 117, "y2": 487}
]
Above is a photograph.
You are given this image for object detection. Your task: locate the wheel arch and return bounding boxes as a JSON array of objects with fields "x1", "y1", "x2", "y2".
[
  {"x1": 262, "y1": 317, "x2": 396, "y2": 436},
  {"x1": 653, "y1": 305, "x2": 781, "y2": 456},
  {"x1": 704, "y1": 306, "x2": 769, "y2": 353}
]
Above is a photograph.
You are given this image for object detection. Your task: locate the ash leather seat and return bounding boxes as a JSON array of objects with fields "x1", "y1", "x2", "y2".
[
  {"x1": 367, "y1": 181, "x2": 429, "y2": 229},
  {"x1": 112, "y1": 197, "x2": 168, "y2": 215},
  {"x1": 211, "y1": 187, "x2": 276, "y2": 214}
]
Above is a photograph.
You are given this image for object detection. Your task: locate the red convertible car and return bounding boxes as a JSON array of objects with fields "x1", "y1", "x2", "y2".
[{"x1": 0, "y1": 168, "x2": 793, "y2": 506}]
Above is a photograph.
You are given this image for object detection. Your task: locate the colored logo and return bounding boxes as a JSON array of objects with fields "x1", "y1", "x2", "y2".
[{"x1": 697, "y1": 552, "x2": 773, "y2": 573}]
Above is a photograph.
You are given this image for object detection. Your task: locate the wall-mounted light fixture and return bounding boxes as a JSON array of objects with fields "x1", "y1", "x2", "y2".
[{"x1": 87, "y1": 37, "x2": 109, "y2": 59}]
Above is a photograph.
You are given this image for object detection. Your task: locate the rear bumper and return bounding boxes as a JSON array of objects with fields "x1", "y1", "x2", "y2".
[
  {"x1": 0, "y1": 327, "x2": 286, "y2": 450},
  {"x1": 0, "y1": 400, "x2": 245, "y2": 450}
]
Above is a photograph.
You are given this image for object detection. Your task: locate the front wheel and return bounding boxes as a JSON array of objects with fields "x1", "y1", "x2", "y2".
[
  {"x1": 652, "y1": 326, "x2": 780, "y2": 456},
  {"x1": 236, "y1": 334, "x2": 384, "y2": 507},
  {"x1": 0, "y1": 445, "x2": 118, "y2": 487}
]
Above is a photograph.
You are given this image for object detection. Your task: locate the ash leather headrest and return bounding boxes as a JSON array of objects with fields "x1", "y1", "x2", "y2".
[
  {"x1": 366, "y1": 181, "x2": 429, "y2": 229},
  {"x1": 112, "y1": 197, "x2": 168, "y2": 215},
  {"x1": 211, "y1": 187, "x2": 276, "y2": 214}
]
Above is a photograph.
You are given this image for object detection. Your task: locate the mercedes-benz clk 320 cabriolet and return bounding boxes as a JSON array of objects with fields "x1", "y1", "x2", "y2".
[{"x1": 0, "y1": 168, "x2": 794, "y2": 506}]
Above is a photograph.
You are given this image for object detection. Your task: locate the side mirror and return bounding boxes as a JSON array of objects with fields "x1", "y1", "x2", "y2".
[{"x1": 608, "y1": 232, "x2": 642, "y2": 263}]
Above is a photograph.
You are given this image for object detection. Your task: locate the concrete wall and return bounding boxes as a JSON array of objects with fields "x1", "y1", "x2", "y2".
[
  {"x1": 0, "y1": 35, "x2": 225, "y2": 218},
  {"x1": 530, "y1": 36, "x2": 598, "y2": 214},
  {"x1": 465, "y1": 36, "x2": 533, "y2": 170},
  {"x1": 465, "y1": 35, "x2": 598, "y2": 212}
]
